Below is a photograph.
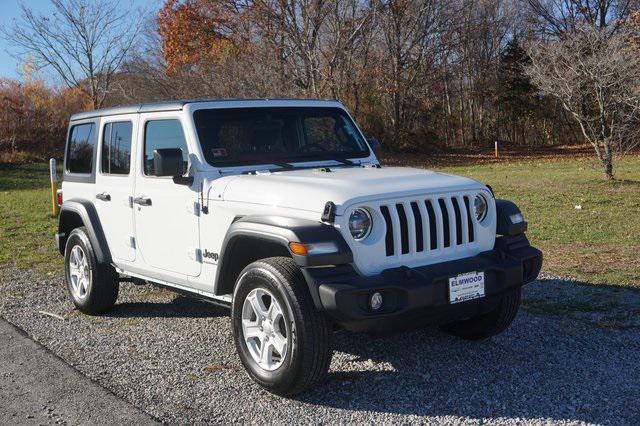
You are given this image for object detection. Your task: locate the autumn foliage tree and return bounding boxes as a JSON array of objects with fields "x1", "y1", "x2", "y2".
[
  {"x1": 0, "y1": 78, "x2": 87, "y2": 161},
  {"x1": 157, "y1": 0, "x2": 245, "y2": 75}
]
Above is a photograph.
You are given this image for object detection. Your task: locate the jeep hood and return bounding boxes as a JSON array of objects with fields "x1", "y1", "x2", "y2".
[{"x1": 218, "y1": 166, "x2": 485, "y2": 215}]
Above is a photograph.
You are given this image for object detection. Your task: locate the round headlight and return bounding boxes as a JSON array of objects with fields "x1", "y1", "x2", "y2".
[
  {"x1": 474, "y1": 194, "x2": 488, "y2": 222},
  {"x1": 349, "y1": 208, "x2": 372, "y2": 240}
]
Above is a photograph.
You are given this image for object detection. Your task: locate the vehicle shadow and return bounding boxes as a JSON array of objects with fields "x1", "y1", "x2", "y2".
[
  {"x1": 110, "y1": 295, "x2": 228, "y2": 319},
  {"x1": 295, "y1": 277, "x2": 640, "y2": 424}
]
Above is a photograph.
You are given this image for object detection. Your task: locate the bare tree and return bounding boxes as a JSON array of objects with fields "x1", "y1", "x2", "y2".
[
  {"x1": 253, "y1": 0, "x2": 334, "y2": 97},
  {"x1": 526, "y1": 25, "x2": 640, "y2": 179},
  {"x1": 376, "y1": 0, "x2": 453, "y2": 146},
  {"x1": 320, "y1": 0, "x2": 379, "y2": 102},
  {"x1": 2, "y1": 0, "x2": 142, "y2": 109},
  {"x1": 526, "y1": 0, "x2": 640, "y2": 37}
]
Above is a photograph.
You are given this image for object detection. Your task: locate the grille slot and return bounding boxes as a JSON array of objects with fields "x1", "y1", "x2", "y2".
[
  {"x1": 425, "y1": 200, "x2": 437, "y2": 250},
  {"x1": 396, "y1": 204, "x2": 409, "y2": 254},
  {"x1": 380, "y1": 205, "x2": 394, "y2": 256},
  {"x1": 463, "y1": 196, "x2": 475, "y2": 242},
  {"x1": 438, "y1": 199, "x2": 451, "y2": 248},
  {"x1": 452, "y1": 198, "x2": 463, "y2": 245},
  {"x1": 410, "y1": 202, "x2": 424, "y2": 252},
  {"x1": 380, "y1": 194, "x2": 478, "y2": 258}
]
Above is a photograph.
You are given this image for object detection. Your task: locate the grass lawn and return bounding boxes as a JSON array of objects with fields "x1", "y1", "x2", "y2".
[
  {"x1": 437, "y1": 157, "x2": 640, "y2": 288},
  {"x1": 1, "y1": 156, "x2": 639, "y2": 288},
  {"x1": 0, "y1": 163, "x2": 62, "y2": 275}
]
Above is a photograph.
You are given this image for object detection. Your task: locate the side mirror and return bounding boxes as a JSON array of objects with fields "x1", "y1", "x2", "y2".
[
  {"x1": 367, "y1": 137, "x2": 381, "y2": 153},
  {"x1": 153, "y1": 148, "x2": 193, "y2": 185}
]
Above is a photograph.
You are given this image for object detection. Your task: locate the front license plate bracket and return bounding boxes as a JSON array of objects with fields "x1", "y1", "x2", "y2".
[{"x1": 449, "y1": 271, "x2": 485, "y2": 304}]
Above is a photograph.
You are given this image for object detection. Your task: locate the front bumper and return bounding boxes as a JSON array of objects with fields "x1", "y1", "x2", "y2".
[{"x1": 302, "y1": 234, "x2": 542, "y2": 333}]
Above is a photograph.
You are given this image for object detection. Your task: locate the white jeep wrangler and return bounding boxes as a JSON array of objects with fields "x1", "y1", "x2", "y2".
[{"x1": 55, "y1": 99, "x2": 542, "y2": 395}]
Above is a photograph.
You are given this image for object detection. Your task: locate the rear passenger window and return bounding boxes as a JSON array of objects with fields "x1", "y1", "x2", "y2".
[
  {"x1": 101, "y1": 121, "x2": 132, "y2": 175},
  {"x1": 66, "y1": 123, "x2": 96, "y2": 174},
  {"x1": 143, "y1": 120, "x2": 188, "y2": 176}
]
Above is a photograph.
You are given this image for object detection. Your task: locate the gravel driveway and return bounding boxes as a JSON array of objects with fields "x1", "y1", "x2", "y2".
[{"x1": 1, "y1": 268, "x2": 639, "y2": 425}]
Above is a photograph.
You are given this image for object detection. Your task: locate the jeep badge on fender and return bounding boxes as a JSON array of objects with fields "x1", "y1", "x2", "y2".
[
  {"x1": 55, "y1": 99, "x2": 542, "y2": 396},
  {"x1": 202, "y1": 249, "x2": 219, "y2": 261}
]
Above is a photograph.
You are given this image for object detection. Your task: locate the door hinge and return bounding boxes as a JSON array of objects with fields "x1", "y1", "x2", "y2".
[
  {"x1": 191, "y1": 248, "x2": 202, "y2": 262},
  {"x1": 189, "y1": 202, "x2": 200, "y2": 216}
]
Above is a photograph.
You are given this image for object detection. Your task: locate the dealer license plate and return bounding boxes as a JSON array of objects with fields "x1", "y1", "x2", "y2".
[{"x1": 449, "y1": 271, "x2": 485, "y2": 304}]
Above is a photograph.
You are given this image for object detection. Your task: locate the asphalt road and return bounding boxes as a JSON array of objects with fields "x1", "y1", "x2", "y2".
[
  {"x1": 0, "y1": 318, "x2": 158, "y2": 425},
  {"x1": 1, "y1": 268, "x2": 639, "y2": 424}
]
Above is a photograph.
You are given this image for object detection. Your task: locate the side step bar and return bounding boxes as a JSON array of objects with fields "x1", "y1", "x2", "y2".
[{"x1": 114, "y1": 268, "x2": 232, "y2": 308}]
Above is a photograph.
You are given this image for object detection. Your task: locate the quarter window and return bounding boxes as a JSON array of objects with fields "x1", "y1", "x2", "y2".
[
  {"x1": 66, "y1": 123, "x2": 96, "y2": 174},
  {"x1": 143, "y1": 119, "x2": 188, "y2": 176},
  {"x1": 101, "y1": 121, "x2": 132, "y2": 175}
]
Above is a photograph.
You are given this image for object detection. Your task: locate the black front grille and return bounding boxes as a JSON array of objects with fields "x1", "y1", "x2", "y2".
[{"x1": 380, "y1": 195, "x2": 477, "y2": 257}]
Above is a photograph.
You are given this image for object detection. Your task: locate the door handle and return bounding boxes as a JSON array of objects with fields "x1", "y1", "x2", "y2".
[
  {"x1": 133, "y1": 196, "x2": 152, "y2": 206},
  {"x1": 96, "y1": 192, "x2": 111, "y2": 201}
]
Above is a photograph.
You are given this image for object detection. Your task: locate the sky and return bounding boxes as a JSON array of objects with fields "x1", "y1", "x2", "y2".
[{"x1": 0, "y1": 0, "x2": 158, "y2": 82}]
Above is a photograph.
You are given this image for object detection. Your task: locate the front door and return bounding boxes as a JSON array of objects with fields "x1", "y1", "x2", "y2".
[
  {"x1": 133, "y1": 117, "x2": 201, "y2": 277},
  {"x1": 94, "y1": 117, "x2": 136, "y2": 262}
]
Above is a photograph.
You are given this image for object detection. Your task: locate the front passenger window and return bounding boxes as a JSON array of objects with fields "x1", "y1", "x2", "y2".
[{"x1": 144, "y1": 119, "x2": 188, "y2": 176}]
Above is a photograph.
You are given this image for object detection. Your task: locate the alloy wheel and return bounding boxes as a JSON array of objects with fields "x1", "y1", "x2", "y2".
[
  {"x1": 241, "y1": 288, "x2": 289, "y2": 371},
  {"x1": 68, "y1": 245, "x2": 91, "y2": 300}
]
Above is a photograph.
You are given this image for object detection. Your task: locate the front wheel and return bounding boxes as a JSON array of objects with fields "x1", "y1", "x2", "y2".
[
  {"x1": 231, "y1": 257, "x2": 333, "y2": 396},
  {"x1": 439, "y1": 287, "x2": 521, "y2": 340}
]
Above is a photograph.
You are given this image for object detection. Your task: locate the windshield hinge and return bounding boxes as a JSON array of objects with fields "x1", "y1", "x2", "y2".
[{"x1": 322, "y1": 201, "x2": 336, "y2": 223}]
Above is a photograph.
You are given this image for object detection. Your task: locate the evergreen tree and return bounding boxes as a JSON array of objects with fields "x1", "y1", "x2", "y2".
[{"x1": 497, "y1": 37, "x2": 536, "y2": 143}]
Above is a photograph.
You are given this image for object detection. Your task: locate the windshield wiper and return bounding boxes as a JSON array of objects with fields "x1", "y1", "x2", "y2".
[
  {"x1": 248, "y1": 159, "x2": 357, "y2": 174},
  {"x1": 333, "y1": 158, "x2": 355, "y2": 166},
  {"x1": 272, "y1": 160, "x2": 353, "y2": 171},
  {"x1": 272, "y1": 162, "x2": 294, "y2": 169}
]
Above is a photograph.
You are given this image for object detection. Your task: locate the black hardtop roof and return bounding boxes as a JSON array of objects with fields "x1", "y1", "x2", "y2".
[{"x1": 69, "y1": 98, "x2": 340, "y2": 121}]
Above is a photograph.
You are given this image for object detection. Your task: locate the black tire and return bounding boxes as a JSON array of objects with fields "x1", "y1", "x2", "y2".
[
  {"x1": 439, "y1": 287, "x2": 521, "y2": 340},
  {"x1": 64, "y1": 227, "x2": 119, "y2": 314},
  {"x1": 231, "y1": 257, "x2": 333, "y2": 396}
]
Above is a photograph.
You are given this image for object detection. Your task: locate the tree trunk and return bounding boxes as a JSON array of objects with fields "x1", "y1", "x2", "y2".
[
  {"x1": 603, "y1": 158, "x2": 614, "y2": 180},
  {"x1": 458, "y1": 90, "x2": 466, "y2": 146},
  {"x1": 602, "y1": 144, "x2": 614, "y2": 180}
]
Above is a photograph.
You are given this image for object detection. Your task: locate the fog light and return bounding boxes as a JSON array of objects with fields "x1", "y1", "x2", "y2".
[{"x1": 370, "y1": 292, "x2": 383, "y2": 311}]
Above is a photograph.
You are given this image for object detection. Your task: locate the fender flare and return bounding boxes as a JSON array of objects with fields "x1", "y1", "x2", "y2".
[
  {"x1": 495, "y1": 199, "x2": 527, "y2": 236},
  {"x1": 213, "y1": 215, "x2": 353, "y2": 303},
  {"x1": 56, "y1": 199, "x2": 111, "y2": 264}
]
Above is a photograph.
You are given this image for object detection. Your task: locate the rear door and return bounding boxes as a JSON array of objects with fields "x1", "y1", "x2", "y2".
[
  {"x1": 94, "y1": 116, "x2": 137, "y2": 262},
  {"x1": 132, "y1": 115, "x2": 201, "y2": 277}
]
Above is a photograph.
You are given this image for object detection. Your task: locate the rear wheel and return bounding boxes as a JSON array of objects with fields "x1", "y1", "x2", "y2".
[
  {"x1": 64, "y1": 227, "x2": 119, "y2": 314},
  {"x1": 231, "y1": 257, "x2": 333, "y2": 396},
  {"x1": 440, "y1": 287, "x2": 521, "y2": 340}
]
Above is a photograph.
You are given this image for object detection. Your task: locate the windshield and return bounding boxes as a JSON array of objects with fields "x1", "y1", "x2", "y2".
[{"x1": 193, "y1": 107, "x2": 370, "y2": 166}]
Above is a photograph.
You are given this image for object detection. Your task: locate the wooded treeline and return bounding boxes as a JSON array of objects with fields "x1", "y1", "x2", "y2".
[
  {"x1": 2, "y1": 0, "x2": 640, "y2": 174},
  {"x1": 125, "y1": 0, "x2": 588, "y2": 151}
]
